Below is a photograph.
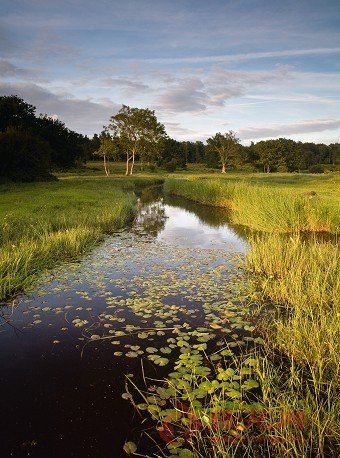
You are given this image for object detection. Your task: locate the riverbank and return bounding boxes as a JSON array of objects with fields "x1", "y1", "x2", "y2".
[
  {"x1": 1, "y1": 170, "x2": 339, "y2": 456},
  {"x1": 164, "y1": 177, "x2": 339, "y2": 233},
  {"x1": 0, "y1": 177, "x2": 141, "y2": 301},
  {"x1": 163, "y1": 175, "x2": 339, "y2": 457}
]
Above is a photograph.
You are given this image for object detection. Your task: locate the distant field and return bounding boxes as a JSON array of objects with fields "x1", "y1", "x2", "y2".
[{"x1": 84, "y1": 160, "x2": 340, "y2": 209}]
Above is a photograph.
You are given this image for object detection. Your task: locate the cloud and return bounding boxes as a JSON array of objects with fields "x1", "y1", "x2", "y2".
[
  {"x1": 101, "y1": 77, "x2": 150, "y2": 95},
  {"x1": 239, "y1": 119, "x2": 340, "y2": 140},
  {"x1": 0, "y1": 60, "x2": 28, "y2": 77},
  {"x1": 156, "y1": 65, "x2": 291, "y2": 113},
  {"x1": 163, "y1": 121, "x2": 199, "y2": 139},
  {"x1": 123, "y1": 47, "x2": 340, "y2": 65},
  {"x1": 157, "y1": 77, "x2": 208, "y2": 112},
  {"x1": 0, "y1": 82, "x2": 120, "y2": 135}
]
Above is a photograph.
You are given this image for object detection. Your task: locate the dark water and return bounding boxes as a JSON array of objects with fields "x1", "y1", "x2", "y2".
[{"x1": 0, "y1": 188, "x2": 249, "y2": 458}]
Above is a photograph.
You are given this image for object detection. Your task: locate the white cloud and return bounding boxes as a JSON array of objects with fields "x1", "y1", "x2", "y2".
[
  {"x1": 101, "y1": 77, "x2": 150, "y2": 95},
  {"x1": 239, "y1": 118, "x2": 340, "y2": 140},
  {"x1": 155, "y1": 65, "x2": 291, "y2": 113},
  {"x1": 123, "y1": 47, "x2": 340, "y2": 65}
]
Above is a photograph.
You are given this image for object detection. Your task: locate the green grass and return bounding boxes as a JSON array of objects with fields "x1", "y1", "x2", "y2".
[
  {"x1": 164, "y1": 177, "x2": 339, "y2": 233},
  {"x1": 247, "y1": 238, "x2": 339, "y2": 458},
  {"x1": 162, "y1": 172, "x2": 340, "y2": 456},
  {"x1": 2, "y1": 164, "x2": 339, "y2": 456},
  {"x1": 0, "y1": 177, "x2": 140, "y2": 301}
]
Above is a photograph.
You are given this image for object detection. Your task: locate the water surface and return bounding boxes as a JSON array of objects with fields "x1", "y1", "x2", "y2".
[{"x1": 0, "y1": 188, "x2": 252, "y2": 457}]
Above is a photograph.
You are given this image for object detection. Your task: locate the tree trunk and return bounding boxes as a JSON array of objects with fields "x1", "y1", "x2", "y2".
[
  {"x1": 126, "y1": 154, "x2": 130, "y2": 175},
  {"x1": 103, "y1": 155, "x2": 110, "y2": 176},
  {"x1": 221, "y1": 163, "x2": 226, "y2": 173},
  {"x1": 130, "y1": 151, "x2": 135, "y2": 175}
]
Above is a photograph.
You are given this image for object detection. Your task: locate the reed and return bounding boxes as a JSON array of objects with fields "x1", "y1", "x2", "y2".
[{"x1": 164, "y1": 178, "x2": 339, "y2": 233}]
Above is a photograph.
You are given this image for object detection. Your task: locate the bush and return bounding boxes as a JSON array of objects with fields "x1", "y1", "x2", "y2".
[
  {"x1": 164, "y1": 159, "x2": 178, "y2": 172},
  {"x1": 148, "y1": 163, "x2": 156, "y2": 172},
  {"x1": 309, "y1": 164, "x2": 324, "y2": 174}
]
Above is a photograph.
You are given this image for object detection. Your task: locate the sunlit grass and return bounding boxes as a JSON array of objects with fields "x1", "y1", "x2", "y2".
[
  {"x1": 246, "y1": 234, "x2": 339, "y2": 457},
  {"x1": 0, "y1": 177, "x2": 138, "y2": 301},
  {"x1": 164, "y1": 178, "x2": 339, "y2": 233}
]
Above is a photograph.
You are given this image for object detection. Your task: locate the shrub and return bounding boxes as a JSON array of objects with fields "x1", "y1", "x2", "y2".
[
  {"x1": 308, "y1": 164, "x2": 324, "y2": 173},
  {"x1": 164, "y1": 159, "x2": 178, "y2": 172}
]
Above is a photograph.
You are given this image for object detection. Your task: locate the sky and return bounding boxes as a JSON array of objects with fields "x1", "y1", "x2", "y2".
[{"x1": 0, "y1": 0, "x2": 339, "y2": 144}]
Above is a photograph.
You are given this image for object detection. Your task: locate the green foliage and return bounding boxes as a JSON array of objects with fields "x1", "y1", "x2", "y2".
[
  {"x1": 36, "y1": 115, "x2": 86, "y2": 168},
  {"x1": 164, "y1": 158, "x2": 178, "y2": 172},
  {"x1": 108, "y1": 105, "x2": 167, "y2": 175},
  {"x1": 0, "y1": 95, "x2": 36, "y2": 131},
  {"x1": 206, "y1": 131, "x2": 240, "y2": 172},
  {"x1": 308, "y1": 164, "x2": 324, "y2": 173},
  {"x1": 0, "y1": 95, "x2": 90, "y2": 178},
  {"x1": 0, "y1": 128, "x2": 53, "y2": 182}
]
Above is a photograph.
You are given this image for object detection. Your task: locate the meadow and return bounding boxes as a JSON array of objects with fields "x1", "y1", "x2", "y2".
[{"x1": 1, "y1": 164, "x2": 339, "y2": 457}]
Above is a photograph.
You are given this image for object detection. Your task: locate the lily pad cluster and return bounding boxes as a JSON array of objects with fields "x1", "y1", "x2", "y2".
[{"x1": 3, "y1": 215, "x2": 265, "y2": 457}]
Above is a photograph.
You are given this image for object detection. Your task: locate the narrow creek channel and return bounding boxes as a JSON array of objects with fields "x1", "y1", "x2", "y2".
[{"x1": 0, "y1": 186, "x2": 256, "y2": 458}]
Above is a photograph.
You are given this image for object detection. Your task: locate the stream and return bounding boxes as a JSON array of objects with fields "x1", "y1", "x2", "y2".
[{"x1": 0, "y1": 186, "x2": 256, "y2": 457}]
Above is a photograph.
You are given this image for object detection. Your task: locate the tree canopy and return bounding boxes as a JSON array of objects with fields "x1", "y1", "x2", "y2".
[
  {"x1": 0, "y1": 95, "x2": 90, "y2": 181},
  {"x1": 108, "y1": 105, "x2": 167, "y2": 175},
  {"x1": 206, "y1": 131, "x2": 240, "y2": 173}
]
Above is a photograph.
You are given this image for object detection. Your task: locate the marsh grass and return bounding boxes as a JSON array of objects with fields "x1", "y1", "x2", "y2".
[
  {"x1": 247, "y1": 234, "x2": 339, "y2": 309},
  {"x1": 162, "y1": 177, "x2": 339, "y2": 456},
  {"x1": 164, "y1": 179, "x2": 339, "y2": 233},
  {"x1": 0, "y1": 177, "x2": 139, "y2": 301},
  {"x1": 130, "y1": 353, "x2": 320, "y2": 458},
  {"x1": 247, "y1": 234, "x2": 340, "y2": 457}
]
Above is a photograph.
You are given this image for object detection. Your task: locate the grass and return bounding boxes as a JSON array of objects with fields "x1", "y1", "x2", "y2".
[
  {"x1": 161, "y1": 171, "x2": 340, "y2": 456},
  {"x1": 247, "y1": 234, "x2": 339, "y2": 457},
  {"x1": 0, "y1": 177, "x2": 140, "y2": 301},
  {"x1": 2, "y1": 163, "x2": 339, "y2": 456},
  {"x1": 164, "y1": 178, "x2": 339, "y2": 233},
  {"x1": 247, "y1": 234, "x2": 339, "y2": 309}
]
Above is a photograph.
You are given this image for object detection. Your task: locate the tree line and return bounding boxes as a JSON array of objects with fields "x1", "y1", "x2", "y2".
[
  {"x1": 0, "y1": 95, "x2": 91, "y2": 181},
  {"x1": 0, "y1": 95, "x2": 339, "y2": 181}
]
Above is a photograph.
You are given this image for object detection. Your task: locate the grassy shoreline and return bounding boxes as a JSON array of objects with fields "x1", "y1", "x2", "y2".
[
  {"x1": 0, "y1": 177, "x2": 141, "y2": 302},
  {"x1": 164, "y1": 178, "x2": 339, "y2": 233},
  {"x1": 163, "y1": 175, "x2": 339, "y2": 456}
]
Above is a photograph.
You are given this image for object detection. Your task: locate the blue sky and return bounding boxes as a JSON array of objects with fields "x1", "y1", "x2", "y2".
[{"x1": 0, "y1": 0, "x2": 339, "y2": 144}]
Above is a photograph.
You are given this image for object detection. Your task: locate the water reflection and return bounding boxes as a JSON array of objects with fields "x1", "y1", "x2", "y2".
[
  {"x1": 135, "y1": 185, "x2": 248, "y2": 252},
  {"x1": 135, "y1": 199, "x2": 167, "y2": 235}
]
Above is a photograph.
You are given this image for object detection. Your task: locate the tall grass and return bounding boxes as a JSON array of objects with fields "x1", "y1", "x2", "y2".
[
  {"x1": 247, "y1": 234, "x2": 340, "y2": 457},
  {"x1": 163, "y1": 177, "x2": 340, "y2": 456},
  {"x1": 0, "y1": 178, "x2": 138, "y2": 301},
  {"x1": 247, "y1": 234, "x2": 339, "y2": 309},
  {"x1": 164, "y1": 179, "x2": 339, "y2": 233}
]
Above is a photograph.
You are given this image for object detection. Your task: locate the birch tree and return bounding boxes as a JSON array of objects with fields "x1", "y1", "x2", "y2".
[
  {"x1": 206, "y1": 131, "x2": 240, "y2": 173},
  {"x1": 108, "y1": 105, "x2": 166, "y2": 175},
  {"x1": 95, "y1": 134, "x2": 117, "y2": 176}
]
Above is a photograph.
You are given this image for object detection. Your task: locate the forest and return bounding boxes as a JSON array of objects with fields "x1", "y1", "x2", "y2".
[{"x1": 0, "y1": 95, "x2": 339, "y2": 182}]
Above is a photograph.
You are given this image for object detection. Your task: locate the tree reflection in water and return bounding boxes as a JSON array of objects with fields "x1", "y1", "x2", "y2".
[{"x1": 134, "y1": 186, "x2": 167, "y2": 235}]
